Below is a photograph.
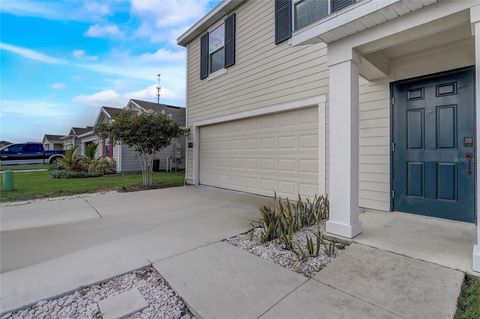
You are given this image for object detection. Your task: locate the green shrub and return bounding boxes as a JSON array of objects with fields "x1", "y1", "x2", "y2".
[
  {"x1": 49, "y1": 170, "x2": 102, "y2": 179},
  {"x1": 49, "y1": 160, "x2": 65, "y2": 171},
  {"x1": 75, "y1": 156, "x2": 91, "y2": 172},
  {"x1": 88, "y1": 157, "x2": 116, "y2": 175}
]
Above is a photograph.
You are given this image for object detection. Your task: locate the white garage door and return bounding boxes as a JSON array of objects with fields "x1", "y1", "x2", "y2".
[{"x1": 199, "y1": 107, "x2": 319, "y2": 198}]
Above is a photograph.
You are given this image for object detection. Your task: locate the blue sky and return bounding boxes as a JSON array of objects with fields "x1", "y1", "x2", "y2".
[{"x1": 0, "y1": 0, "x2": 220, "y2": 143}]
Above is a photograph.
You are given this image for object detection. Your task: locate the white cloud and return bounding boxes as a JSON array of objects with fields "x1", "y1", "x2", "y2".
[
  {"x1": 0, "y1": 99, "x2": 72, "y2": 118},
  {"x1": 0, "y1": 0, "x2": 114, "y2": 22},
  {"x1": 52, "y1": 82, "x2": 66, "y2": 90},
  {"x1": 0, "y1": 42, "x2": 67, "y2": 64},
  {"x1": 85, "y1": 24, "x2": 123, "y2": 38},
  {"x1": 131, "y1": 0, "x2": 213, "y2": 44},
  {"x1": 140, "y1": 49, "x2": 185, "y2": 62},
  {"x1": 72, "y1": 49, "x2": 98, "y2": 61},
  {"x1": 73, "y1": 89, "x2": 123, "y2": 107},
  {"x1": 72, "y1": 84, "x2": 184, "y2": 108}
]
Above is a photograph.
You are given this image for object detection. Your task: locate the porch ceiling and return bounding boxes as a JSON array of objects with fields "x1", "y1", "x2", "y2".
[{"x1": 358, "y1": 10, "x2": 474, "y2": 80}]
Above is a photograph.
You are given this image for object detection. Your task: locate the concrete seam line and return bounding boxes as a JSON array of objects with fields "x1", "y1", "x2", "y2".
[
  {"x1": 83, "y1": 198, "x2": 103, "y2": 218},
  {"x1": 150, "y1": 240, "x2": 224, "y2": 264},
  {"x1": 311, "y1": 278, "x2": 408, "y2": 319},
  {"x1": 256, "y1": 278, "x2": 310, "y2": 319}
]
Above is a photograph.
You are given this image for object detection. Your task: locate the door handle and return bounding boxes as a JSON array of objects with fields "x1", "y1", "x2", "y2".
[{"x1": 464, "y1": 152, "x2": 473, "y2": 176}]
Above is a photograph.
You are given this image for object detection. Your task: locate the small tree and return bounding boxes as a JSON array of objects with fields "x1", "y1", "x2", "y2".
[{"x1": 96, "y1": 111, "x2": 184, "y2": 186}]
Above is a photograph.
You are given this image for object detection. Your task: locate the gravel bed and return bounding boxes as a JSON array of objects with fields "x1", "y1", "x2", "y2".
[
  {"x1": 226, "y1": 224, "x2": 345, "y2": 276},
  {"x1": 0, "y1": 267, "x2": 194, "y2": 319}
]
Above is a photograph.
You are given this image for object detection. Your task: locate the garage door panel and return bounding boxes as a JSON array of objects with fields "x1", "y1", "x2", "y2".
[{"x1": 199, "y1": 107, "x2": 319, "y2": 198}]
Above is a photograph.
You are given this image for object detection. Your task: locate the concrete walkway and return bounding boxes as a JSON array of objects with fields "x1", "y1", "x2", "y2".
[
  {"x1": 1, "y1": 188, "x2": 464, "y2": 318},
  {"x1": 154, "y1": 243, "x2": 463, "y2": 319},
  {"x1": 355, "y1": 210, "x2": 479, "y2": 275},
  {"x1": 0, "y1": 186, "x2": 271, "y2": 312}
]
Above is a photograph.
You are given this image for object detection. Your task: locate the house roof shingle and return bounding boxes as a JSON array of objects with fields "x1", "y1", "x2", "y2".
[
  {"x1": 102, "y1": 106, "x2": 122, "y2": 117},
  {"x1": 72, "y1": 126, "x2": 94, "y2": 135},
  {"x1": 130, "y1": 99, "x2": 184, "y2": 113},
  {"x1": 44, "y1": 134, "x2": 64, "y2": 141}
]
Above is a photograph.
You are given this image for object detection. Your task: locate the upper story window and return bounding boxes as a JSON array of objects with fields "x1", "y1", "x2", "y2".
[
  {"x1": 294, "y1": 0, "x2": 356, "y2": 31},
  {"x1": 209, "y1": 24, "x2": 225, "y2": 73},
  {"x1": 275, "y1": 0, "x2": 356, "y2": 44},
  {"x1": 200, "y1": 14, "x2": 236, "y2": 80},
  {"x1": 200, "y1": 13, "x2": 236, "y2": 80}
]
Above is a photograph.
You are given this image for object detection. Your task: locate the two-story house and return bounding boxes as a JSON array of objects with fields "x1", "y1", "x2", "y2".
[{"x1": 178, "y1": 0, "x2": 480, "y2": 273}]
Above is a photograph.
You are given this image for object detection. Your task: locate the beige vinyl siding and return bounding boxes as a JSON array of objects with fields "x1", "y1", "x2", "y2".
[
  {"x1": 185, "y1": 0, "x2": 391, "y2": 211},
  {"x1": 358, "y1": 79, "x2": 391, "y2": 211},
  {"x1": 186, "y1": 0, "x2": 328, "y2": 183}
]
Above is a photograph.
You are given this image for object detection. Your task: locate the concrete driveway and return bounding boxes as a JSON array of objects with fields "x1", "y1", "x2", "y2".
[{"x1": 0, "y1": 186, "x2": 271, "y2": 312}]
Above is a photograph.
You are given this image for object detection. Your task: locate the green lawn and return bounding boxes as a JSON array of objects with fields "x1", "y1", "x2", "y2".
[
  {"x1": 0, "y1": 170, "x2": 185, "y2": 202},
  {"x1": 0, "y1": 164, "x2": 49, "y2": 171},
  {"x1": 456, "y1": 275, "x2": 480, "y2": 319}
]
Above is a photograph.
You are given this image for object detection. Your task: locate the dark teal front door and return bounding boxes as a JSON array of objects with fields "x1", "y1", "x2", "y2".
[{"x1": 392, "y1": 68, "x2": 476, "y2": 223}]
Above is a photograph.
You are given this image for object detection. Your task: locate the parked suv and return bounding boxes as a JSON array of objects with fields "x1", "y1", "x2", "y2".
[{"x1": 0, "y1": 142, "x2": 65, "y2": 165}]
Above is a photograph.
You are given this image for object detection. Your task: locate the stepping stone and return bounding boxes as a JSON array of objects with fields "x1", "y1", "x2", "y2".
[
  {"x1": 314, "y1": 244, "x2": 464, "y2": 319},
  {"x1": 98, "y1": 288, "x2": 148, "y2": 319},
  {"x1": 153, "y1": 242, "x2": 307, "y2": 319}
]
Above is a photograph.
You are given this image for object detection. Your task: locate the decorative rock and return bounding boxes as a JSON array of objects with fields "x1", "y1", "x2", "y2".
[{"x1": 0, "y1": 267, "x2": 194, "y2": 319}]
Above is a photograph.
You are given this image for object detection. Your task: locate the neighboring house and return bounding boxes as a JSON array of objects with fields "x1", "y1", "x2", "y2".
[
  {"x1": 124, "y1": 99, "x2": 186, "y2": 171},
  {"x1": 42, "y1": 134, "x2": 64, "y2": 150},
  {"x1": 61, "y1": 127, "x2": 93, "y2": 153},
  {"x1": 86, "y1": 101, "x2": 186, "y2": 172},
  {"x1": 178, "y1": 0, "x2": 480, "y2": 272},
  {"x1": 0, "y1": 141, "x2": 12, "y2": 148}
]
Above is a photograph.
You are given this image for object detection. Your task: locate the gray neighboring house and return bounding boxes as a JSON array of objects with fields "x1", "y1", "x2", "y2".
[
  {"x1": 61, "y1": 127, "x2": 93, "y2": 154},
  {"x1": 80, "y1": 101, "x2": 186, "y2": 172},
  {"x1": 42, "y1": 135, "x2": 64, "y2": 150}
]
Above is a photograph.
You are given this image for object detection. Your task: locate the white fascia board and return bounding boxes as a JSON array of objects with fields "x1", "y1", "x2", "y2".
[
  {"x1": 177, "y1": 0, "x2": 245, "y2": 46},
  {"x1": 291, "y1": 0, "x2": 400, "y2": 46},
  {"x1": 77, "y1": 131, "x2": 95, "y2": 138}
]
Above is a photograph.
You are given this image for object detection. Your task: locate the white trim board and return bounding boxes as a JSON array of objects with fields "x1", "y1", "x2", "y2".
[{"x1": 191, "y1": 95, "x2": 327, "y2": 196}]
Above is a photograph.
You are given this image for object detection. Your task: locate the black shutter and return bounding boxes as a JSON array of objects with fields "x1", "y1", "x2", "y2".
[
  {"x1": 331, "y1": 0, "x2": 355, "y2": 13},
  {"x1": 224, "y1": 13, "x2": 236, "y2": 68},
  {"x1": 200, "y1": 33, "x2": 209, "y2": 80},
  {"x1": 275, "y1": 0, "x2": 292, "y2": 45}
]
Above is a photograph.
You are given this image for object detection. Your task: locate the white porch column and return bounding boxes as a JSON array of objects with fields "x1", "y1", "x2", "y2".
[
  {"x1": 472, "y1": 5, "x2": 480, "y2": 273},
  {"x1": 326, "y1": 48, "x2": 362, "y2": 238}
]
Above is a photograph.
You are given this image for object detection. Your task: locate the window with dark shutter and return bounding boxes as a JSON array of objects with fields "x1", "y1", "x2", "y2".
[
  {"x1": 200, "y1": 33, "x2": 209, "y2": 80},
  {"x1": 331, "y1": 0, "x2": 355, "y2": 13},
  {"x1": 275, "y1": 0, "x2": 292, "y2": 44},
  {"x1": 224, "y1": 13, "x2": 236, "y2": 68}
]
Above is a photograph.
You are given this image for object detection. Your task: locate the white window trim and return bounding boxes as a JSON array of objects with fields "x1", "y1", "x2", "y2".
[
  {"x1": 207, "y1": 68, "x2": 227, "y2": 81},
  {"x1": 204, "y1": 15, "x2": 228, "y2": 80},
  {"x1": 190, "y1": 95, "x2": 327, "y2": 196}
]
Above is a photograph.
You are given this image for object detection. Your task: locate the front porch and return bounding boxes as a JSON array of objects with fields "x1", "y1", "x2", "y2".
[
  {"x1": 356, "y1": 210, "x2": 478, "y2": 275},
  {"x1": 292, "y1": 1, "x2": 480, "y2": 272}
]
